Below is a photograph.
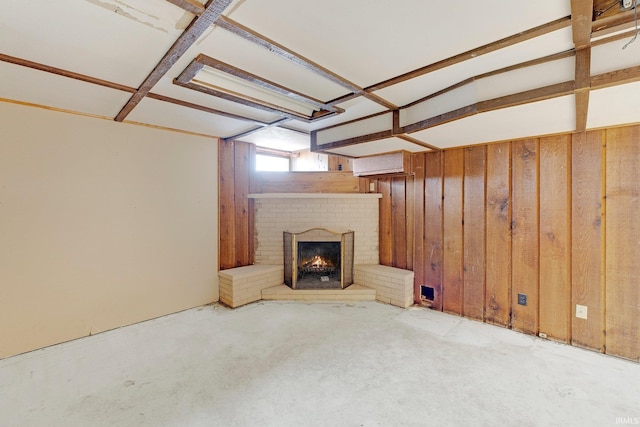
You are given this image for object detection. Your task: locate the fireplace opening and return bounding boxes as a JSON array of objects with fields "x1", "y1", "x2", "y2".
[
  {"x1": 284, "y1": 228, "x2": 354, "y2": 290},
  {"x1": 297, "y1": 241, "x2": 341, "y2": 289}
]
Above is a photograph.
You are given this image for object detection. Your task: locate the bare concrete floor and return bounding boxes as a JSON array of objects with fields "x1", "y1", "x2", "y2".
[{"x1": 1, "y1": 301, "x2": 639, "y2": 427}]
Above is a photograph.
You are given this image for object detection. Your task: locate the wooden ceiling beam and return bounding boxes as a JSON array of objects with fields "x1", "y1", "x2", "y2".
[
  {"x1": 223, "y1": 118, "x2": 291, "y2": 142},
  {"x1": 592, "y1": 8, "x2": 638, "y2": 33},
  {"x1": 571, "y1": 0, "x2": 594, "y2": 49},
  {"x1": 402, "y1": 81, "x2": 575, "y2": 135},
  {"x1": 364, "y1": 17, "x2": 572, "y2": 93},
  {"x1": 0, "y1": 53, "x2": 265, "y2": 125},
  {"x1": 165, "y1": 0, "x2": 205, "y2": 16},
  {"x1": 571, "y1": 0, "x2": 593, "y2": 133},
  {"x1": 591, "y1": 64, "x2": 640, "y2": 89},
  {"x1": 574, "y1": 47, "x2": 591, "y2": 132},
  {"x1": 114, "y1": 0, "x2": 233, "y2": 122},
  {"x1": 0, "y1": 53, "x2": 136, "y2": 93}
]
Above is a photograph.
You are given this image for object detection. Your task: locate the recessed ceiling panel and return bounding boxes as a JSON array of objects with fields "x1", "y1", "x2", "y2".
[
  {"x1": 587, "y1": 82, "x2": 640, "y2": 129},
  {"x1": 192, "y1": 26, "x2": 351, "y2": 101},
  {"x1": 151, "y1": 76, "x2": 284, "y2": 124},
  {"x1": 324, "y1": 138, "x2": 428, "y2": 157},
  {"x1": 374, "y1": 27, "x2": 574, "y2": 107},
  {"x1": 1, "y1": 0, "x2": 184, "y2": 87},
  {"x1": 227, "y1": 0, "x2": 570, "y2": 87},
  {"x1": 239, "y1": 127, "x2": 310, "y2": 152},
  {"x1": 0, "y1": 61, "x2": 132, "y2": 118},
  {"x1": 409, "y1": 96, "x2": 576, "y2": 149},
  {"x1": 127, "y1": 97, "x2": 256, "y2": 138}
]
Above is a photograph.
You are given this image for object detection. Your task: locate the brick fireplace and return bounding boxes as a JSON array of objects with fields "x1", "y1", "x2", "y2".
[
  {"x1": 250, "y1": 193, "x2": 381, "y2": 266},
  {"x1": 219, "y1": 193, "x2": 413, "y2": 309}
]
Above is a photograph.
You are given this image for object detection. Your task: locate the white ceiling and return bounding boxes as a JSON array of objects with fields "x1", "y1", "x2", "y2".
[{"x1": 1, "y1": 0, "x2": 639, "y2": 156}]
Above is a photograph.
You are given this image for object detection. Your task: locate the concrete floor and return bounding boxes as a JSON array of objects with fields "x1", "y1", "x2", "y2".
[{"x1": 1, "y1": 301, "x2": 639, "y2": 427}]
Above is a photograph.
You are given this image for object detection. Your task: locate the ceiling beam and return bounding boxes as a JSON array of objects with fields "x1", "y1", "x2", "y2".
[
  {"x1": 364, "y1": 17, "x2": 572, "y2": 93},
  {"x1": 574, "y1": 48, "x2": 591, "y2": 132},
  {"x1": 163, "y1": 0, "x2": 399, "y2": 111},
  {"x1": 0, "y1": 53, "x2": 136, "y2": 93},
  {"x1": 223, "y1": 118, "x2": 291, "y2": 142},
  {"x1": 591, "y1": 64, "x2": 640, "y2": 89},
  {"x1": 592, "y1": 8, "x2": 638, "y2": 33},
  {"x1": 165, "y1": 0, "x2": 204, "y2": 16},
  {"x1": 311, "y1": 130, "x2": 394, "y2": 152},
  {"x1": 403, "y1": 81, "x2": 575, "y2": 134},
  {"x1": 571, "y1": 0, "x2": 593, "y2": 133},
  {"x1": 114, "y1": 0, "x2": 233, "y2": 122},
  {"x1": 571, "y1": 0, "x2": 594, "y2": 49},
  {"x1": 0, "y1": 53, "x2": 264, "y2": 125}
]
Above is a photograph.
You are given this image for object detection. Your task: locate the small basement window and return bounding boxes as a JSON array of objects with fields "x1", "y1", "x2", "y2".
[{"x1": 256, "y1": 154, "x2": 290, "y2": 171}]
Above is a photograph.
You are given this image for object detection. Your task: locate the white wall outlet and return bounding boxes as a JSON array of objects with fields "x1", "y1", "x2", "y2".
[
  {"x1": 576, "y1": 304, "x2": 588, "y2": 320},
  {"x1": 369, "y1": 182, "x2": 375, "y2": 192}
]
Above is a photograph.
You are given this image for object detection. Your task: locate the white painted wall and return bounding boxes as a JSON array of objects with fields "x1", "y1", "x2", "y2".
[{"x1": 0, "y1": 102, "x2": 219, "y2": 358}]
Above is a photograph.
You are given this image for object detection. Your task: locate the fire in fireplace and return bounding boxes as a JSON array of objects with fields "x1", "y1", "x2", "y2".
[{"x1": 284, "y1": 228, "x2": 354, "y2": 289}]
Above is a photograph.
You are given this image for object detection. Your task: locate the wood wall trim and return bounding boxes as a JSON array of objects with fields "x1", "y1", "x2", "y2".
[{"x1": 115, "y1": 0, "x2": 234, "y2": 122}]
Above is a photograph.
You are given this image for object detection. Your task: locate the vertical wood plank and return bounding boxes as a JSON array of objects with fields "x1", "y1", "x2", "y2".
[
  {"x1": 443, "y1": 149, "x2": 464, "y2": 315},
  {"x1": 605, "y1": 125, "x2": 640, "y2": 361},
  {"x1": 234, "y1": 141, "x2": 250, "y2": 267},
  {"x1": 412, "y1": 153, "x2": 426, "y2": 303},
  {"x1": 248, "y1": 144, "x2": 256, "y2": 265},
  {"x1": 219, "y1": 139, "x2": 236, "y2": 270},
  {"x1": 463, "y1": 146, "x2": 486, "y2": 321},
  {"x1": 392, "y1": 177, "x2": 407, "y2": 269},
  {"x1": 511, "y1": 139, "x2": 539, "y2": 335},
  {"x1": 424, "y1": 151, "x2": 444, "y2": 310},
  {"x1": 379, "y1": 178, "x2": 393, "y2": 266},
  {"x1": 405, "y1": 174, "x2": 415, "y2": 272},
  {"x1": 571, "y1": 130, "x2": 605, "y2": 352},
  {"x1": 485, "y1": 142, "x2": 512, "y2": 327},
  {"x1": 539, "y1": 135, "x2": 571, "y2": 342}
]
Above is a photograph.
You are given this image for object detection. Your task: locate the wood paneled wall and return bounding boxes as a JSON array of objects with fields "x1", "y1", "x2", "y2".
[
  {"x1": 220, "y1": 127, "x2": 639, "y2": 362},
  {"x1": 219, "y1": 140, "x2": 254, "y2": 270},
  {"x1": 219, "y1": 141, "x2": 365, "y2": 270},
  {"x1": 377, "y1": 126, "x2": 640, "y2": 362}
]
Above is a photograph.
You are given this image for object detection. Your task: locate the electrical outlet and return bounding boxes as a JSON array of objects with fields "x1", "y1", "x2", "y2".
[
  {"x1": 622, "y1": 0, "x2": 634, "y2": 9},
  {"x1": 576, "y1": 304, "x2": 588, "y2": 320},
  {"x1": 517, "y1": 293, "x2": 527, "y2": 306},
  {"x1": 369, "y1": 182, "x2": 375, "y2": 192},
  {"x1": 539, "y1": 332, "x2": 548, "y2": 339}
]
